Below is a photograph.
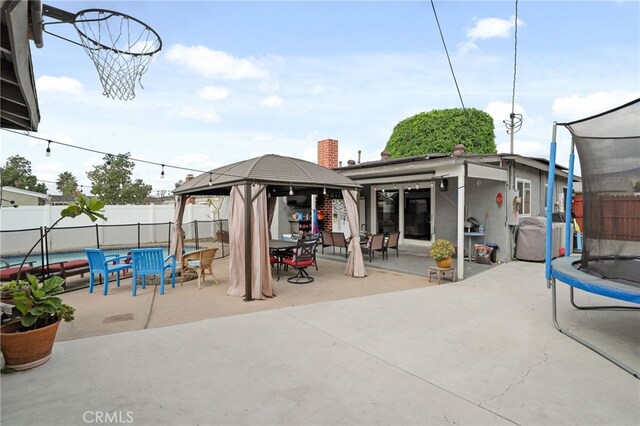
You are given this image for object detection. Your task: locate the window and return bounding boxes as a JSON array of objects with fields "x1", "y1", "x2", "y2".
[{"x1": 516, "y1": 179, "x2": 531, "y2": 216}]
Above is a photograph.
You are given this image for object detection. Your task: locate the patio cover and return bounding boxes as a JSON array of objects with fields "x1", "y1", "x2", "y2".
[{"x1": 172, "y1": 154, "x2": 366, "y2": 300}]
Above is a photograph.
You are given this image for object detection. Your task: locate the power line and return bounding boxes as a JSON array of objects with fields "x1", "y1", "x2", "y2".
[{"x1": 430, "y1": 0, "x2": 466, "y2": 110}]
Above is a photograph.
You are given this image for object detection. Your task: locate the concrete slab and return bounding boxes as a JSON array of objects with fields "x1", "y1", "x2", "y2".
[{"x1": 2, "y1": 261, "x2": 639, "y2": 425}]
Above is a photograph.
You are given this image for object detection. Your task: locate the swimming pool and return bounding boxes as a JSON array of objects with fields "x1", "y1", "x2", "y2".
[{"x1": 2, "y1": 246, "x2": 195, "y2": 268}]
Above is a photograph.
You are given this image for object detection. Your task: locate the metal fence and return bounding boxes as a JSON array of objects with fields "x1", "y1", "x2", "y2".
[{"x1": 1, "y1": 219, "x2": 229, "y2": 267}]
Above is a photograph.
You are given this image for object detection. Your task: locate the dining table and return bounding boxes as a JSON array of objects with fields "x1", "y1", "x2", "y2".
[{"x1": 269, "y1": 239, "x2": 299, "y2": 280}]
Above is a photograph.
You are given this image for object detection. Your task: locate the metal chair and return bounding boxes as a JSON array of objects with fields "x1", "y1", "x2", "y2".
[
  {"x1": 385, "y1": 231, "x2": 400, "y2": 257},
  {"x1": 320, "y1": 230, "x2": 333, "y2": 254},
  {"x1": 363, "y1": 233, "x2": 386, "y2": 262},
  {"x1": 130, "y1": 248, "x2": 176, "y2": 296},
  {"x1": 85, "y1": 248, "x2": 131, "y2": 295},
  {"x1": 180, "y1": 247, "x2": 219, "y2": 289},
  {"x1": 281, "y1": 239, "x2": 318, "y2": 284},
  {"x1": 330, "y1": 232, "x2": 350, "y2": 258}
]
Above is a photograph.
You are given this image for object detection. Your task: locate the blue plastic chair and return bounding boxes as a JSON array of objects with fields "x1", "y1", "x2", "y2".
[
  {"x1": 130, "y1": 248, "x2": 176, "y2": 296},
  {"x1": 85, "y1": 249, "x2": 132, "y2": 296}
]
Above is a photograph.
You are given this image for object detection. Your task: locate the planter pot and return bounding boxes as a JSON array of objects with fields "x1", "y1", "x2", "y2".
[
  {"x1": 1, "y1": 319, "x2": 60, "y2": 370},
  {"x1": 436, "y1": 256, "x2": 453, "y2": 268}
]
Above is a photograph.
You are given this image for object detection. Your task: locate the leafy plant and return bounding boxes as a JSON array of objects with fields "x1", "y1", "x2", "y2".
[
  {"x1": 430, "y1": 239, "x2": 455, "y2": 261},
  {"x1": 385, "y1": 108, "x2": 497, "y2": 158},
  {"x1": 9, "y1": 275, "x2": 75, "y2": 330}
]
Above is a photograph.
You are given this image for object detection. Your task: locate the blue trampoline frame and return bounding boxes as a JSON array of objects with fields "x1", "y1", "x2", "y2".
[{"x1": 546, "y1": 121, "x2": 639, "y2": 379}]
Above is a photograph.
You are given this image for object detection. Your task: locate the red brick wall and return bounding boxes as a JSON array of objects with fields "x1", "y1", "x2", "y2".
[{"x1": 317, "y1": 139, "x2": 338, "y2": 231}]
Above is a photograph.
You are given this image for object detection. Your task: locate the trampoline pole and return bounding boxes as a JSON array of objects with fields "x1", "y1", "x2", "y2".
[
  {"x1": 564, "y1": 142, "x2": 575, "y2": 255},
  {"x1": 546, "y1": 123, "x2": 558, "y2": 283}
]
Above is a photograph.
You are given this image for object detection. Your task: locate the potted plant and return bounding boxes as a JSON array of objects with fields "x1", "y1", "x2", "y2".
[
  {"x1": 1, "y1": 194, "x2": 106, "y2": 371},
  {"x1": 0, "y1": 281, "x2": 21, "y2": 304},
  {"x1": 430, "y1": 239, "x2": 455, "y2": 268}
]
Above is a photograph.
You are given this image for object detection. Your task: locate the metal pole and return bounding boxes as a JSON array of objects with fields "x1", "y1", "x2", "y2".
[
  {"x1": 564, "y1": 142, "x2": 575, "y2": 255},
  {"x1": 194, "y1": 220, "x2": 199, "y2": 250},
  {"x1": 95, "y1": 224, "x2": 100, "y2": 248},
  {"x1": 244, "y1": 183, "x2": 253, "y2": 301},
  {"x1": 545, "y1": 123, "x2": 558, "y2": 282},
  {"x1": 509, "y1": 113, "x2": 515, "y2": 154}
]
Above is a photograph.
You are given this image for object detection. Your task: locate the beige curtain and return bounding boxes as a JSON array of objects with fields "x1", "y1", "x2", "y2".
[
  {"x1": 169, "y1": 195, "x2": 187, "y2": 261},
  {"x1": 343, "y1": 189, "x2": 367, "y2": 277},
  {"x1": 227, "y1": 185, "x2": 274, "y2": 299},
  {"x1": 267, "y1": 195, "x2": 276, "y2": 240}
]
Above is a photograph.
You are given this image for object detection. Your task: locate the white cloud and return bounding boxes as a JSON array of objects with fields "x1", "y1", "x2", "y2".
[
  {"x1": 467, "y1": 17, "x2": 518, "y2": 41},
  {"x1": 260, "y1": 95, "x2": 283, "y2": 107},
  {"x1": 198, "y1": 86, "x2": 229, "y2": 100},
  {"x1": 552, "y1": 91, "x2": 640, "y2": 120},
  {"x1": 178, "y1": 107, "x2": 221, "y2": 123},
  {"x1": 165, "y1": 44, "x2": 268, "y2": 79},
  {"x1": 310, "y1": 84, "x2": 325, "y2": 95},
  {"x1": 254, "y1": 134, "x2": 274, "y2": 142},
  {"x1": 36, "y1": 76, "x2": 83, "y2": 95}
]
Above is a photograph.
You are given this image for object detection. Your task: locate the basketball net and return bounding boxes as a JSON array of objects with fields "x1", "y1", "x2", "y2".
[{"x1": 73, "y1": 9, "x2": 162, "y2": 101}]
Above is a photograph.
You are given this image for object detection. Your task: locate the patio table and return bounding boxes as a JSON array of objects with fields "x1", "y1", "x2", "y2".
[{"x1": 464, "y1": 232, "x2": 485, "y2": 263}]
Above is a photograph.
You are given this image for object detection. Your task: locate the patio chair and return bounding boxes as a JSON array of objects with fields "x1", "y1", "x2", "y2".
[
  {"x1": 320, "y1": 230, "x2": 333, "y2": 254},
  {"x1": 85, "y1": 249, "x2": 132, "y2": 296},
  {"x1": 385, "y1": 231, "x2": 400, "y2": 257},
  {"x1": 180, "y1": 247, "x2": 219, "y2": 289},
  {"x1": 281, "y1": 239, "x2": 318, "y2": 284},
  {"x1": 130, "y1": 248, "x2": 176, "y2": 296},
  {"x1": 363, "y1": 233, "x2": 386, "y2": 262},
  {"x1": 330, "y1": 232, "x2": 350, "y2": 258}
]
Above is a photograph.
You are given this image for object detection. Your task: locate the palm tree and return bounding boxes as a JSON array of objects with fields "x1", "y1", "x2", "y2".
[{"x1": 56, "y1": 171, "x2": 78, "y2": 196}]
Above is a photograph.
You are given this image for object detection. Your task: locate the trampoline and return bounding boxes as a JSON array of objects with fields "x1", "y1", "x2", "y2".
[{"x1": 546, "y1": 98, "x2": 640, "y2": 379}]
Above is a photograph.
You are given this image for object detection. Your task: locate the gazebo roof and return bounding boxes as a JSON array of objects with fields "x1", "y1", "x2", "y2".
[{"x1": 173, "y1": 154, "x2": 360, "y2": 196}]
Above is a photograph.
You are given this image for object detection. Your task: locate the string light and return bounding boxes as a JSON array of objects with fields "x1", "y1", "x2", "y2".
[
  {"x1": 45, "y1": 141, "x2": 51, "y2": 157},
  {"x1": 415, "y1": 183, "x2": 419, "y2": 190},
  {"x1": 208, "y1": 173, "x2": 213, "y2": 186},
  {"x1": 323, "y1": 187, "x2": 327, "y2": 195},
  {"x1": 289, "y1": 186, "x2": 294, "y2": 196},
  {"x1": 106, "y1": 155, "x2": 112, "y2": 170},
  {"x1": 160, "y1": 164, "x2": 165, "y2": 179}
]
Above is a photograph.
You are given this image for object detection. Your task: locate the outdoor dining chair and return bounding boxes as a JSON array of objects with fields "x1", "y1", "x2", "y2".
[
  {"x1": 180, "y1": 247, "x2": 219, "y2": 289},
  {"x1": 363, "y1": 233, "x2": 386, "y2": 262},
  {"x1": 330, "y1": 232, "x2": 350, "y2": 258},
  {"x1": 281, "y1": 239, "x2": 318, "y2": 284},
  {"x1": 85, "y1": 248, "x2": 132, "y2": 296},
  {"x1": 385, "y1": 231, "x2": 400, "y2": 257},
  {"x1": 130, "y1": 248, "x2": 176, "y2": 296},
  {"x1": 320, "y1": 230, "x2": 333, "y2": 254}
]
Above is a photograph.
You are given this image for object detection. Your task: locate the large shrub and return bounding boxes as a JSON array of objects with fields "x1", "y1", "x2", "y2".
[{"x1": 385, "y1": 108, "x2": 497, "y2": 158}]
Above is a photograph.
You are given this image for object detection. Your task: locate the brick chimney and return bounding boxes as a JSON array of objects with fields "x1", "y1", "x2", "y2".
[
  {"x1": 317, "y1": 139, "x2": 339, "y2": 232},
  {"x1": 317, "y1": 139, "x2": 339, "y2": 169},
  {"x1": 185, "y1": 174, "x2": 196, "y2": 204}
]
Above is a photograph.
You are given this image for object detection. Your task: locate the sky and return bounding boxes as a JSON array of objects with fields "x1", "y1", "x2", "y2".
[{"x1": 1, "y1": 0, "x2": 639, "y2": 196}]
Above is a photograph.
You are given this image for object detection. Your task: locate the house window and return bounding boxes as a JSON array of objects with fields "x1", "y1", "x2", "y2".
[{"x1": 516, "y1": 179, "x2": 531, "y2": 216}]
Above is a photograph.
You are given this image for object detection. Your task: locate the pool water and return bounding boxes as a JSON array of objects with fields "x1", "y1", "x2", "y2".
[{"x1": 2, "y1": 246, "x2": 195, "y2": 268}]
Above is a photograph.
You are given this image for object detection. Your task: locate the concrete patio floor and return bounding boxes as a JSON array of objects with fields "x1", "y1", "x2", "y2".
[{"x1": 1, "y1": 258, "x2": 639, "y2": 425}]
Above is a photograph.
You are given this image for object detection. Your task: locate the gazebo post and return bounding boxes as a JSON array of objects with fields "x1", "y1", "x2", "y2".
[{"x1": 244, "y1": 182, "x2": 252, "y2": 301}]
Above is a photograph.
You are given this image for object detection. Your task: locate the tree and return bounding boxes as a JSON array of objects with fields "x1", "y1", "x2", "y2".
[
  {"x1": 384, "y1": 108, "x2": 497, "y2": 158},
  {"x1": 86, "y1": 153, "x2": 152, "y2": 204},
  {"x1": 56, "y1": 171, "x2": 78, "y2": 196},
  {"x1": 0, "y1": 155, "x2": 48, "y2": 194}
]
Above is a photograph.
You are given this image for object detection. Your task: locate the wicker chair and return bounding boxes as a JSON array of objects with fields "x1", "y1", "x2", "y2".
[{"x1": 181, "y1": 247, "x2": 219, "y2": 289}]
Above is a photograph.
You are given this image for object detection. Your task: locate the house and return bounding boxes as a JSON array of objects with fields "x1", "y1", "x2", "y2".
[
  {"x1": 1, "y1": 186, "x2": 49, "y2": 207},
  {"x1": 290, "y1": 139, "x2": 576, "y2": 278}
]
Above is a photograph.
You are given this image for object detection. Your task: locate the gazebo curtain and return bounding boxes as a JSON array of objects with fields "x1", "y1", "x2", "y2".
[
  {"x1": 169, "y1": 194, "x2": 187, "y2": 261},
  {"x1": 343, "y1": 189, "x2": 367, "y2": 277},
  {"x1": 227, "y1": 184, "x2": 274, "y2": 299}
]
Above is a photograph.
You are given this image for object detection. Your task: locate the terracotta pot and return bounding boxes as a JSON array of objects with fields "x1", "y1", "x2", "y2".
[
  {"x1": 436, "y1": 256, "x2": 453, "y2": 268},
  {"x1": 1, "y1": 319, "x2": 60, "y2": 370}
]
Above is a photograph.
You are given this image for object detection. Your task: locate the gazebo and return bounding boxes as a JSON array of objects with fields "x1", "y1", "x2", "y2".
[{"x1": 172, "y1": 154, "x2": 366, "y2": 300}]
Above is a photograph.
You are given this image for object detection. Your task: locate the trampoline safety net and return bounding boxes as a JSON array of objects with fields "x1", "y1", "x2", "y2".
[{"x1": 560, "y1": 98, "x2": 640, "y2": 284}]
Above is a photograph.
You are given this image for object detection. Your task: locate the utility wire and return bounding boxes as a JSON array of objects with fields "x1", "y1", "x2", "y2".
[
  {"x1": 430, "y1": 0, "x2": 466, "y2": 110},
  {"x1": 510, "y1": 0, "x2": 519, "y2": 115}
]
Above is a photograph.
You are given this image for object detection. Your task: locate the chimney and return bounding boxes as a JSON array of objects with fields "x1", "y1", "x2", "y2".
[
  {"x1": 380, "y1": 150, "x2": 391, "y2": 161},
  {"x1": 185, "y1": 174, "x2": 195, "y2": 204},
  {"x1": 317, "y1": 139, "x2": 339, "y2": 169},
  {"x1": 452, "y1": 144, "x2": 465, "y2": 157},
  {"x1": 357, "y1": 150, "x2": 361, "y2": 163},
  {"x1": 185, "y1": 174, "x2": 194, "y2": 181}
]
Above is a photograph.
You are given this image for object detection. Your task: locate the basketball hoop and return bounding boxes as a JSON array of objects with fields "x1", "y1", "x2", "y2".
[{"x1": 43, "y1": 7, "x2": 162, "y2": 101}]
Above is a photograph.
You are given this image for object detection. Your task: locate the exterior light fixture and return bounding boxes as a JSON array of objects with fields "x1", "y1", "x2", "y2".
[
  {"x1": 208, "y1": 173, "x2": 213, "y2": 186},
  {"x1": 323, "y1": 187, "x2": 327, "y2": 195},
  {"x1": 46, "y1": 141, "x2": 51, "y2": 157}
]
